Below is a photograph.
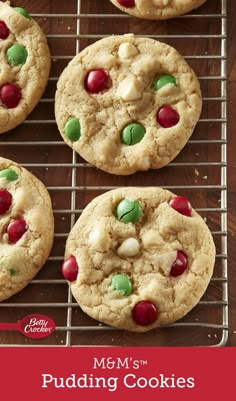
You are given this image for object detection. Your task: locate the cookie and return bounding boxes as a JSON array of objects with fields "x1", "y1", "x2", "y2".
[
  {"x1": 0, "y1": 157, "x2": 54, "y2": 302},
  {"x1": 62, "y1": 187, "x2": 215, "y2": 332},
  {"x1": 55, "y1": 34, "x2": 202, "y2": 175},
  {"x1": 0, "y1": 2, "x2": 51, "y2": 134},
  {"x1": 109, "y1": 0, "x2": 207, "y2": 20}
]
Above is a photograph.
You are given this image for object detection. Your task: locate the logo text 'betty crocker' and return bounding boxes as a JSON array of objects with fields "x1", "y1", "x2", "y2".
[
  {"x1": 0, "y1": 314, "x2": 56, "y2": 339},
  {"x1": 20, "y1": 315, "x2": 56, "y2": 339}
]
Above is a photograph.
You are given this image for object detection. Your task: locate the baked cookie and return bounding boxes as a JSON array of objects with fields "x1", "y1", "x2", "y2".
[
  {"x1": 62, "y1": 187, "x2": 215, "y2": 332},
  {"x1": 0, "y1": 2, "x2": 51, "y2": 134},
  {"x1": 0, "y1": 157, "x2": 54, "y2": 301},
  {"x1": 55, "y1": 34, "x2": 202, "y2": 175},
  {"x1": 109, "y1": 0, "x2": 207, "y2": 20}
]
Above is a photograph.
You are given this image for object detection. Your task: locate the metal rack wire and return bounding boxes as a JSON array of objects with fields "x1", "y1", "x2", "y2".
[{"x1": 0, "y1": 0, "x2": 228, "y2": 346}]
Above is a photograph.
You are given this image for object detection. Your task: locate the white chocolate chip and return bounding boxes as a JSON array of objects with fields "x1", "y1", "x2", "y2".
[
  {"x1": 117, "y1": 237, "x2": 140, "y2": 258},
  {"x1": 118, "y1": 43, "x2": 138, "y2": 59},
  {"x1": 88, "y1": 226, "x2": 110, "y2": 252},
  {"x1": 88, "y1": 228, "x2": 100, "y2": 244},
  {"x1": 138, "y1": 157, "x2": 150, "y2": 170},
  {"x1": 116, "y1": 77, "x2": 142, "y2": 101},
  {"x1": 153, "y1": 0, "x2": 169, "y2": 5}
]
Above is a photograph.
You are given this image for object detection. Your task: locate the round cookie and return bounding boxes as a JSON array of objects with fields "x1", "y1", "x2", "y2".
[
  {"x1": 62, "y1": 187, "x2": 215, "y2": 332},
  {"x1": 0, "y1": 2, "x2": 51, "y2": 134},
  {"x1": 109, "y1": 0, "x2": 207, "y2": 20},
  {"x1": 55, "y1": 34, "x2": 202, "y2": 175},
  {"x1": 0, "y1": 157, "x2": 54, "y2": 301}
]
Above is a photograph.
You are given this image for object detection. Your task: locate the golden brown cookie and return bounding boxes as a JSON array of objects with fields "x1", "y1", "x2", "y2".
[
  {"x1": 62, "y1": 187, "x2": 215, "y2": 332},
  {"x1": 109, "y1": 0, "x2": 207, "y2": 20},
  {"x1": 55, "y1": 34, "x2": 202, "y2": 175},
  {"x1": 0, "y1": 157, "x2": 54, "y2": 301},
  {"x1": 0, "y1": 2, "x2": 51, "y2": 134}
]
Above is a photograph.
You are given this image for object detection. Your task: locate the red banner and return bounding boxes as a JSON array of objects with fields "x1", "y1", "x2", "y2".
[{"x1": 0, "y1": 347, "x2": 233, "y2": 400}]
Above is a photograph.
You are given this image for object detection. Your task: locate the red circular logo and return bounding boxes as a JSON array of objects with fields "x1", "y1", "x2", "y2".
[{"x1": 19, "y1": 314, "x2": 56, "y2": 339}]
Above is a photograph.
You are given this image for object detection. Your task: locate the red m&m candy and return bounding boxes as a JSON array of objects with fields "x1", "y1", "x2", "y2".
[
  {"x1": 117, "y1": 0, "x2": 135, "y2": 6},
  {"x1": 0, "y1": 189, "x2": 12, "y2": 214},
  {"x1": 85, "y1": 69, "x2": 109, "y2": 94},
  {"x1": 62, "y1": 256, "x2": 79, "y2": 282},
  {"x1": 169, "y1": 196, "x2": 192, "y2": 217},
  {"x1": 0, "y1": 21, "x2": 9, "y2": 40},
  {"x1": 132, "y1": 301, "x2": 157, "y2": 326},
  {"x1": 7, "y1": 219, "x2": 28, "y2": 243},
  {"x1": 170, "y1": 251, "x2": 188, "y2": 277},
  {"x1": 0, "y1": 84, "x2": 22, "y2": 108},
  {"x1": 157, "y1": 105, "x2": 179, "y2": 128}
]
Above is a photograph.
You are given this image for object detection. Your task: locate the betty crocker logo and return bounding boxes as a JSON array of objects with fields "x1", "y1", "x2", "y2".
[
  {"x1": 0, "y1": 314, "x2": 56, "y2": 339},
  {"x1": 19, "y1": 314, "x2": 56, "y2": 339}
]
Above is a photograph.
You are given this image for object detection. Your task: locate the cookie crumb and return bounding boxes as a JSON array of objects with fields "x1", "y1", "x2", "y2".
[
  {"x1": 194, "y1": 168, "x2": 199, "y2": 177},
  {"x1": 203, "y1": 176, "x2": 208, "y2": 180}
]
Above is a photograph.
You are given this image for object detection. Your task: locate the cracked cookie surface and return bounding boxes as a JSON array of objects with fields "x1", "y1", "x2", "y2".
[
  {"x1": 109, "y1": 0, "x2": 206, "y2": 20},
  {"x1": 63, "y1": 187, "x2": 215, "y2": 332},
  {"x1": 0, "y1": 157, "x2": 54, "y2": 301},
  {"x1": 55, "y1": 34, "x2": 202, "y2": 175},
  {"x1": 0, "y1": 1, "x2": 51, "y2": 134}
]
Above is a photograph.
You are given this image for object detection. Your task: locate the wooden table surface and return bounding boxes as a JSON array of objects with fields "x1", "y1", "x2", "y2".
[{"x1": 0, "y1": 0, "x2": 235, "y2": 346}]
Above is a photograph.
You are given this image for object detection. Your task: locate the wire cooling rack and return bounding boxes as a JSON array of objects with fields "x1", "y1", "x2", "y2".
[{"x1": 0, "y1": 0, "x2": 228, "y2": 346}]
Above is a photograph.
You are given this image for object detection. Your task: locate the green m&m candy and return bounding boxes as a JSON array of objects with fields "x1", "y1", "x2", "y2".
[
  {"x1": 64, "y1": 118, "x2": 81, "y2": 142},
  {"x1": 0, "y1": 168, "x2": 18, "y2": 181},
  {"x1": 116, "y1": 198, "x2": 142, "y2": 224},
  {"x1": 6, "y1": 44, "x2": 28, "y2": 66},
  {"x1": 9, "y1": 268, "x2": 17, "y2": 276},
  {"x1": 111, "y1": 274, "x2": 132, "y2": 296},
  {"x1": 154, "y1": 74, "x2": 177, "y2": 91},
  {"x1": 13, "y1": 7, "x2": 31, "y2": 20},
  {"x1": 122, "y1": 123, "x2": 145, "y2": 146}
]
